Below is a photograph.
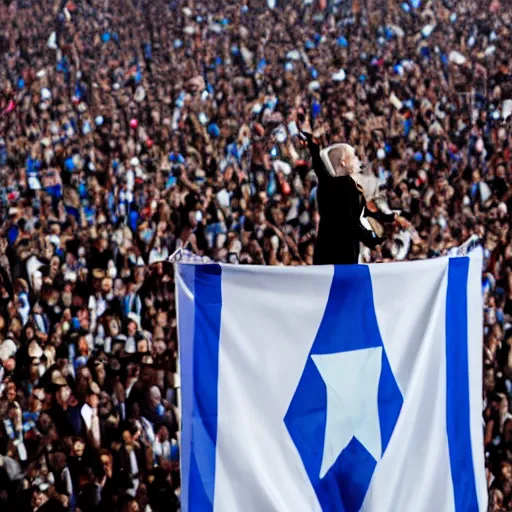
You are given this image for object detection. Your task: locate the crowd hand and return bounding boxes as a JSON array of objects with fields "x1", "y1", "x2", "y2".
[
  {"x1": 394, "y1": 215, "x2": 411, "y2": 229},
  {"x1": 35, "y1": 331, "x2": 48, "y2": 343},
  {"x1": 298, "y1": 134, "x2": 308, "y2": 148},
  {"x1": 312, "y1": 123, "x2": 330, "y2": 140},
  {"x1": 268, "y1": 223, "x2": 303, "y2": 260},
  {"x1": 297, "y1": 130, "x2": 319, "y2": 148},
  {"x1": 297, "y1": 110, "x2": 313, "y2": 135}
]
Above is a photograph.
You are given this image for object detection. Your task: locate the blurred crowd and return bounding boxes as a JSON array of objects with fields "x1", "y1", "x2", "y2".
[{"x1": 0, "y1": 0, "x2": 511, "y2": 509}]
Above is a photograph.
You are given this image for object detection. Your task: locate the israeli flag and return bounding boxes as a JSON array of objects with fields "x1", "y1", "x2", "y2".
[{"x1": 176, "y1": 250, "x2": 487, "y2": 512}]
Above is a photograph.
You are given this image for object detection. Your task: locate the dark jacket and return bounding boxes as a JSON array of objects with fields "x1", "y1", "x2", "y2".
[{"x1": 307, "y1": 137, "x2": 366, "y2": 265}]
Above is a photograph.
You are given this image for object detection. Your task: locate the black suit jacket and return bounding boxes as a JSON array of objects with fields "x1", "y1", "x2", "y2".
[{"x1": 307, "y1": 138, "x2": 364, "y2": 265}]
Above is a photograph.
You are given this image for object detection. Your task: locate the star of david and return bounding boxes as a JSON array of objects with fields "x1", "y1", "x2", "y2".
[{"x1": 284, "y1": 265, "x2": 403, "y2": 512}]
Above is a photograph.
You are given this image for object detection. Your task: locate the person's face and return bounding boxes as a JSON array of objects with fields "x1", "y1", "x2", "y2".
[
  {"x1": 158, "y1": 425, "x2": 169, "y2": 441},
  {"x1": 30, "y1": 394, "x2": 42, "y2": 412},
  {"x1": 50, "y1": 257, "x2": 60, "y2": 272},
  {"x1": 59, "y1": 385, "x2": 71, "y2": 405},
  {"x1": 6, "y1": 385, "x2": 16, "y2": 402},
  {"x1": 88, "y1": 393, "x2": 99, "y2": 409},
  {"x1": 74, "y1": 440, "x2": 85, "y2": 457},
  {"x1": 109, "y1": 318, "x2": 120, "y2": 336},
  {"x1": 102, "y1": 456, "x2": 113, "y2": 478},
  {"x1": 137, "y1": 339, "x2": 148, "y2": 353},
  {"x1": 58, "y1": 360, "x2": 69, "y2": 376},
  {"x1": 156, "y1": 311, "x2": 167, "y2": 327},
  {"x1": 80, "y1": 367, "x2": 92, "y2": 381},
  {"x1": 502, "y1": 463, "x2": 512, "y2": 481},
  {"x1": 122, "y1": 430, "x2": 133, "y2": 445},
  {"x1": 126, "y1": 501, "x2": 140, "y2": 512},
  {"x1": 32, "y1": 490, "x2": 48, "y2": 509},
  {"x1": 4, "y1": 358, "x2": 15, "y2": 373},
  {"x1": 62, "y1": 288, "x2": 73, "y2": 307},
  {"x1": 78, "y1": 337, "x2": 88, "y2": 354},
  {"x1": 127, "y1": 321, "x2": 137, "y2": 336},
  {"x1": 491, "y1": 489, "x2": 503, "y2": 509},
  {"x1": 154, "y1": 339, "x2": 166, "y2": 355}
]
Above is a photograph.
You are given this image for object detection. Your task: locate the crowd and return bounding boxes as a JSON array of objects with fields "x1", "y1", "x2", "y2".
[{"x1": 0, "y1": 0, "x2": 511, "y2": 509}]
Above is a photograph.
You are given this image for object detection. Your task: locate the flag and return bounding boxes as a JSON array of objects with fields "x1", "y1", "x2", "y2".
[{"x1": 176, "y1": 250, "x2": 487, "y2": 512}]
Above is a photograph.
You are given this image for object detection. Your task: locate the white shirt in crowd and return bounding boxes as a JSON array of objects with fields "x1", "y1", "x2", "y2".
[{"x1": 81, "y1": 403, "x2": 101, "y2": 447}]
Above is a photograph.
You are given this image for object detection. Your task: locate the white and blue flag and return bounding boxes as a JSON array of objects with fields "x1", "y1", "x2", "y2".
[{"x1": 176, "y1": 249, "x2": 487, "y2": 512}]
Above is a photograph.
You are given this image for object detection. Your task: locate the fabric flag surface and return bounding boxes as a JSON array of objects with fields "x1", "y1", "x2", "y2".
[{"x1": 176, "y1": 249, "x2": 487, "y2": 512}]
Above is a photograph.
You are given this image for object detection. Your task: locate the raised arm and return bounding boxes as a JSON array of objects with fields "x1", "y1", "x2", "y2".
[{"x1": 300, "y1": 131, "x2": 330, "y2": 182}]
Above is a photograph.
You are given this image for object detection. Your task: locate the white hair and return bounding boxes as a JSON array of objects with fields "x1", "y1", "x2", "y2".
[
  {"x1": 319, "y1": 144, "x2": 388, "y2": 205},
  {"x1": 320, "y1": 143, "x2": 359, "y2": 177}
]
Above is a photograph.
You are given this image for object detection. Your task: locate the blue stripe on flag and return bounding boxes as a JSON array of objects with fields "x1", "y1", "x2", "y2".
[
  {"x1": 190, "y1": 264, "x2": 223, "y2": 511},
  {"x1": 179, "y1": 265, "x2": 222, "y2": 512},
  {"x1": 446, "y1": 257, "x2": 479, "y2": 512},
  {"x1": 177, "y1": 264, "x2": 196, "y2": 512}
]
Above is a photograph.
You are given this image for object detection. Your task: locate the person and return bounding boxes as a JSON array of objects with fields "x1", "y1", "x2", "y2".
[
  {"x1": 0, "y1": 264, "x2": 12, "y2": 310},
  {"x1": 298, "y1": 126, "x2": 396, "y2": 265}
]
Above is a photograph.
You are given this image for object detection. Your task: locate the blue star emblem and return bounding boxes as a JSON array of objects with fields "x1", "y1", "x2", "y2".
[{"x1": 284, "y1": 265, "x2": 403, "y2": 511}]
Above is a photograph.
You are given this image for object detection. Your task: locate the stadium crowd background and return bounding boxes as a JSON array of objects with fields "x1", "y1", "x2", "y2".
[{"x1": 0, "y1": 0, "x2": 511, "y2": 509}]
